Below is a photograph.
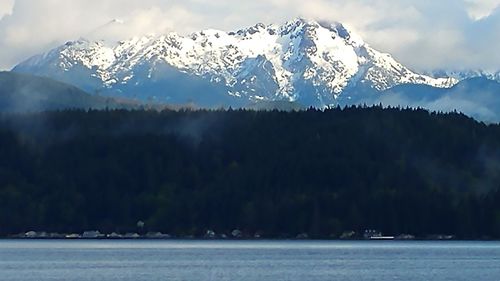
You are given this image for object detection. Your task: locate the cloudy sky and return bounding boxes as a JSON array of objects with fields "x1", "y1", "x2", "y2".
[{"x1": 0, "y1": 0, "x2": 498, "y2": 71}]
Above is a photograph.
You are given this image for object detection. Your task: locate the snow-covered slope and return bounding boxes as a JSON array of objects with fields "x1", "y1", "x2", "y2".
[
  {"x1": 428, "y1": 69, "x2": 500, "y2": 83},
  {"x1": 13, "y1": 18, "x2": 458, "y2": 107}
]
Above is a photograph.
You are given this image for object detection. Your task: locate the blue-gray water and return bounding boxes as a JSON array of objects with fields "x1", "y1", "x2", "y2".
[{"x1": 1, "y1": 240, "x2": 500, "y2": 281}]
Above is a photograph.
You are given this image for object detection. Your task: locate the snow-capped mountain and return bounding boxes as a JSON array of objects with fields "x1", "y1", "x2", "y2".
[
  {"x1": 13, "y1": 18, "x2": 458, "y2": 107},
  {"x1": 428, "y1": 69, "x2": 500, "y2": 82}
]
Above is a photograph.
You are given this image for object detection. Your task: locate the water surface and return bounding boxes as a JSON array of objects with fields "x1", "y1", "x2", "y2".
[{"x1": 1, "y1": 240, "x2": 499, "y2": 281}]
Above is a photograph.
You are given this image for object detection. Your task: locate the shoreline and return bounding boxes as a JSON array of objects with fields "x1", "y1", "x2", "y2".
[{"x1": 1, "y1": 237, "x2": 498, "y2": 242}]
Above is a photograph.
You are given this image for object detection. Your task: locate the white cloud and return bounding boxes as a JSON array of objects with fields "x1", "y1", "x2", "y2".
[
  {"x1": 0, "y1": 0, "x2": 499, "y2": 71},
  {"x1": 0, "y1": 0, "x2": 14, "y2": 19},
  {"x1": 465, "y1": 0, "x2": 499, "y2": 19}
]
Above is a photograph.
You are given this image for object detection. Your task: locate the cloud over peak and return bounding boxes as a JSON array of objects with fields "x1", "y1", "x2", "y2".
[{"x1": 0, "y1": 0, "x2": 498, "y2": 71}]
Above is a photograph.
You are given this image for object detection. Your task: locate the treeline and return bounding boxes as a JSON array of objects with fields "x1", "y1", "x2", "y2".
[{"x1": 1, "y1": 107, "x2": 500, "y2": 239}]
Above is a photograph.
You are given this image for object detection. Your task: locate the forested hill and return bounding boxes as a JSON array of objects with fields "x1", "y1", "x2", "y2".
[{"x1": 1, "y1": 107, "x2": 500, "y2": 239}]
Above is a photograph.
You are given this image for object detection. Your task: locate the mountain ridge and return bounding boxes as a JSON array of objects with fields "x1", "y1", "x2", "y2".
[
  {"x1": 13, "y1": 18, "x2": 458, "y2": 108},
  {"x1": 0, "y1": 71, "x2": 134, "y2": 112}
]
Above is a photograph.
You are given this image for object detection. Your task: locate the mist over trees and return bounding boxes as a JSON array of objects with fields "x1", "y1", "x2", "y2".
[{"x1": 1, "y1": 107, "x2": 500, "y2": 239}]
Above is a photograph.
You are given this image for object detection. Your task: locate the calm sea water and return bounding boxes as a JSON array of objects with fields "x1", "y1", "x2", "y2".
[{"x1": 1, "y1": 240, "x2": 499, "y2": 281}]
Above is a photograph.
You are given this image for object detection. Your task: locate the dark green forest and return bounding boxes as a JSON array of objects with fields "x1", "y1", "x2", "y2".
[{"x1": 1, "y1": 107, "x2": 500, "y2": 239}]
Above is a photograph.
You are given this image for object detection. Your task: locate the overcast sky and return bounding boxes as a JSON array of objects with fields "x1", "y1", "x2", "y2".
[{"x1": 0, "y1": 0, "x2": 498, "y2": 71}]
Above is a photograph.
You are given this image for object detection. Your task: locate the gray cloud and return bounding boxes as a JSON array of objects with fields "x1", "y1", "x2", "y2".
[
  {"x1": 378, "y1": 93, "x2": 499, "y2": 123},
  {"x1": 0, "y1": 0, "x2": 498, "y2": 71}
]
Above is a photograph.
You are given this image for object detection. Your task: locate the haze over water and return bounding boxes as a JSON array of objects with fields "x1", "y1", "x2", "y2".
[{"x1": 1, "y1": 240, "x2": 499, "y2": 281}]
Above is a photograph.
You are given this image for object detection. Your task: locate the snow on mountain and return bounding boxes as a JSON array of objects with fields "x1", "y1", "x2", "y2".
[
  {"x1": 13, "y1": 18, "x2": 458, "y2": 107},
  {"x1": 428, "y1": 69, "x2": 500, "y2": 82}
]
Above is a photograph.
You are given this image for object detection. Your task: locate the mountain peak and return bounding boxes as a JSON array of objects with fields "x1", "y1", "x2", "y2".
[
  {"x1": 13, "y1": 18, "x2": 458, "y2": 107},
  {"x1": 319, "y1": 21, "x2": 365, "y2": 46},
  {"x1": 284, "y1": 17, "x2": 317, "y2": 26}
]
